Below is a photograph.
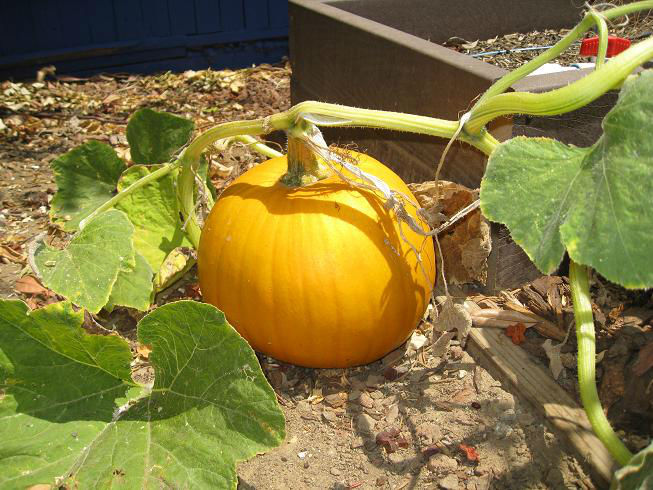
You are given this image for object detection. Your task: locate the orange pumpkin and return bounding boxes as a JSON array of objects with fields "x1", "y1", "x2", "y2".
[{"x1": 198, "y1": 150, "x2": 435, "y2": 367}]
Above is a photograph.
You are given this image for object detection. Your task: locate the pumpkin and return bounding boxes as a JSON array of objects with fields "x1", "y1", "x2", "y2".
[{"x1": 198, "y1": 149, "x2": 435, "y2": 368}]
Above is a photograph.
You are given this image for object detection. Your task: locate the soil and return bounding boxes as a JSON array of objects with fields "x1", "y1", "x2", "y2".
[{"x1": 1, "y1": 62, "x2": 651, "y2": 489}]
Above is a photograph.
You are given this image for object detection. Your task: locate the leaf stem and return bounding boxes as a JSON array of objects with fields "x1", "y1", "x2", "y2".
[
  {"x1": 233, "y1": 135, "x2": 283, "y2": 158},
  {"x1": 587, "y1": 9, "x2": 609, "y2": 69},
  {"x1": 471, "y1": 1, "x2": 653, "y2": 109},
  {"x1": 466, "y1": 35, "x2": 653, "y2": 133},
  {"x1": 569, "y1": 260, "x2": 633, "y2": 465},
  {"x1": 79, "y1": 161, "x2": 180, "y2": 229}
]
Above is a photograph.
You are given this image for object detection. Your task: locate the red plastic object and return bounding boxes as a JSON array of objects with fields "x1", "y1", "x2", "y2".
[{"x1": 580, "y1": 36, "x2": 631, "y2": 57}]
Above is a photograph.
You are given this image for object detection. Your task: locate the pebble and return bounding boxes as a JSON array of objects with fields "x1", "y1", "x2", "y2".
[
  {"x1": 295, "y1": 400, "x2": 310, "y2": 412},
  {"x1": 350, "y1": 436, "x2": 365, "y2": 449},
  {"x1": 370, "y1": 390, "x2": 384, "y2": 400},
  {"x1": 366, "y1": 374, "x2": 385, "y2": 388},
  {"x1": 439, "y1": 473, "x2": 459, "y2": 490},
  {"x1": 428, "y1": 453, "x2": 459, "y2": 473},
  {"x1": 330, "y1": 467, "x2": 341, "y2": 476},
  {"x1": 385, "y1": 404, "x2": 399, "y2": 424},
  {"x1": 500, "y1": 408, "x2": 517, "y2": 423},
  {"x1": 358, "y1": 392, "x2": 375, "y2": 408},
  {"x1": 325, "y1": 392, "x2": 347, "y2": 408},
  {"x1": 517, "y1": 412, "x2": 535, "y2": 426},
  {"x1": 415, "y1": 422, "x2": 443, "y2": 445},
  {"x1": 322, "y1": 409, "x2": 338, "y2": 424},
  {"x1": 494, "y1": 422, "x2": 513, "y2": 438},
  {"x1": 348, "y1": 389, "x2": 362, "y2": 401},
  {"x1": 357, "y1": 413, "x2": 376, "y2": 434},
  {"x1": 388, "y1": 451, "x2": 408, "y2": 467},
  {"x1": 376, "y1": 476, "x2": 389, "y2": 486}
]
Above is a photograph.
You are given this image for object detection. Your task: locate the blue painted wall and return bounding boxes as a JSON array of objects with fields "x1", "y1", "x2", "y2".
[{"x1": 0, "y1": 0, "x2": 289, "y2": 79}]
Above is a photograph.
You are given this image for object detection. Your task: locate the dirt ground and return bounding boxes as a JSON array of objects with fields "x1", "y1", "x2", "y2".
[{"x1": 1, "y1": 61, "x2": 651, "y2": 489}]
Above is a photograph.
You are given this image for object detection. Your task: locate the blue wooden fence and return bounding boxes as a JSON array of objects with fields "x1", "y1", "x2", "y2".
[{"x1": 0, "y1": 0, "x2": 289, "y2": 79}]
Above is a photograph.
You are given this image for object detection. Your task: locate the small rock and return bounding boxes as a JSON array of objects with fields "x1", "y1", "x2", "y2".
[
  {"x1": 322, "y1": 409, "x2": 338, "y2": 424},
  {"x1": 376, "y1": 476, "x2": 389, "y2": 487},
  {"x1": 358, "y1": 392, "x2": 375, "y2": 408},
  {"x1": 366, "y1": 374, "x2": 385, "y2": 388},
  {"x1": 428, "y1": 453, "x2": 458, "y2": 473},
  {"x1": 350, "y1": 436, "x2": 365, "y2": 449},
  {"x1": 325, "y1": 392, "x2": 347, "y2": 408},
  {"x1": 449, "y1": 345, "x2": 464, "y2": 360},
  {"x1": 382, "y1": 346, "x2": 406, "y2": 366},
  {"x1": 385, "y1": 404, "x2": 400, "y2": 424},
  {"x1": 517, "y1": 412, "x2": 535, "y2": 426},
  {"x1": 370, "y1": 390, "x2": 384, "y2": 400},
  {"x1": 416, "y1": 422, "x2": 443, "y2": 445},
  {"x1": 297, "y1": 451, "x2": 308, "y2": 459},
  {"x1": 330, "y1": 467, "x2": 341, "y2": 476},
  {"x1": 375, "y1": 428, "x2": 409, "y2": 453},
  {"x1": 295, "y1": 400, "x2": 310, "y2": 412},
  {"x1": 494, "y1": 422, "x2": 513, "y2": 438},
  {"x1": 348, "y1": 389, "x2": 362, "y2": 401},
  {"x1": 357, "y1": 413, "x2": 376, "y2": 434},
  {"x1": 384, "y1": 364, "x2": 408, "y2": 380},
  {"x1": 499, "y1": 408, "x2": 516, "y2": 423},
  {"x1": 303, "y1": 461, "x2": 310, "y2": 469},
  {"x1": 439, "y1": 473, "x2": 460, "y2": 490},
  {"x1": 388, "y1": 451, "x2": 407, "y2": 466}
]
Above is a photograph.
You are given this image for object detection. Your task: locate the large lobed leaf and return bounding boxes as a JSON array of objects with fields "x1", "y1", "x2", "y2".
[
  {"x1": 0, "y1": 300, "x2": 285, "y2": 489},
  {"x1": 34, "y1": 209, "x2": 135, "y2": 313},
  {"x1": 611, "y1": 442, "x2": 653, "y2": 490},
  {"x1": 481, "y1": 70, "x2": 653, "y2": 289},
  {"x1": 127, "y1": 108, "x2": 194, "y2": 165},
  {"x1": 106, "y1": 252, "x2": 154, "y2": 311},
  {"x1": 116, "y1": 165, "x2": 194, "y2": 272},
  {"x1": 49, "y1": 141, "x2": 126, "y2": 231}
]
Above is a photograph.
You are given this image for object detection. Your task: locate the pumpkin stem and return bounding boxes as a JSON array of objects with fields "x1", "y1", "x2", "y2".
[{"x1": 281, "y1": 120, "x2": 330, "y2": 187}]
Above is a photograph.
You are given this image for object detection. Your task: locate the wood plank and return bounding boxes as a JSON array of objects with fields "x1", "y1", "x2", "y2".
[
  {"x1": 88, "y1": 0, "x2": 116, "y2": 44},
  {"x1": 57, "y1": 0, "x2": 92, "y2": 49},
  {"x1": 268, "y1": 0, "x2": 289, "y2": 28},
  {"x1": 467, "y1": 328, "x2": 617, "y2": 487},
  {"x1": 1, "y1": 3, "x2": 37, "y2": 55},
  {"x1": 245, "y1": 0, "x2": 270, "y2": 30},
  {"x1": 30, "y1": 0, "x2": 64, "y2": 51},
  {"x1": 168, "y1": 0, "x2": 197, "y2": 35},
  {"x1": 113, "y1": 0, "x2": 145, "y2": 40},
  {"x1": 220, "y1": 0, "x2": 245, "y2": 31},
  {"x1": 142, "y1": 0, "x2": 171, "y2": 37},
  {"x1": 195, "y1": 0, "x2": 221, "y2": 34}
]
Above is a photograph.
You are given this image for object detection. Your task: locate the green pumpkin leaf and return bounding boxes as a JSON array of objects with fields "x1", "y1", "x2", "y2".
[
  {"x1": 106, "y1": 252, "x2": 154, "y2": 312},
  {"x1": 127, "y1": 108, "x2": 194, "y2": 165},
  {"x1": 49, "y1": 141, "x2": 126, "y2": 231},
  {"x1": 481, "y1": 70, "x2": 653, "y2": 288},
  {"x1": 610, "y1": 442, "x2": 653, "y2": 490},
  {"x1": 0, "y1": 300, "x2": 285, "y2": 489},
  {"x1": 115, "y1": 165, "x2": 193, "y2": 271},
  {"x1": 34, "y1": 209, "x2": 135, "y2": 313},
  {"x1": 0, "y1": 300, "x2": 135, "y2": 489}
]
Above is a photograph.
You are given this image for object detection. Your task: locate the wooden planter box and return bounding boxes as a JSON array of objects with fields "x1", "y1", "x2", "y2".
[{"x1": 289, "y1": 0, "x2": 615, "y2": 290}]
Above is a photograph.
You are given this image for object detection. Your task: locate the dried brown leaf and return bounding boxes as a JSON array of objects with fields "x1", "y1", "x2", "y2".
[
  {"x1": 633, "y1": 342, "x2": 653, "y2": 376},
  {"x1": 433, "y1": 298, "x2": 472, "y2": 345},
  {"x1": 542, "y1": 339, "x2": 564, "y2": 380},
  {"x1": 15, "y1": 275, "x2": 49, "y2": 295},
  {"x1": 409, "y1": 181, "x2": 490, "y2": 285}
]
